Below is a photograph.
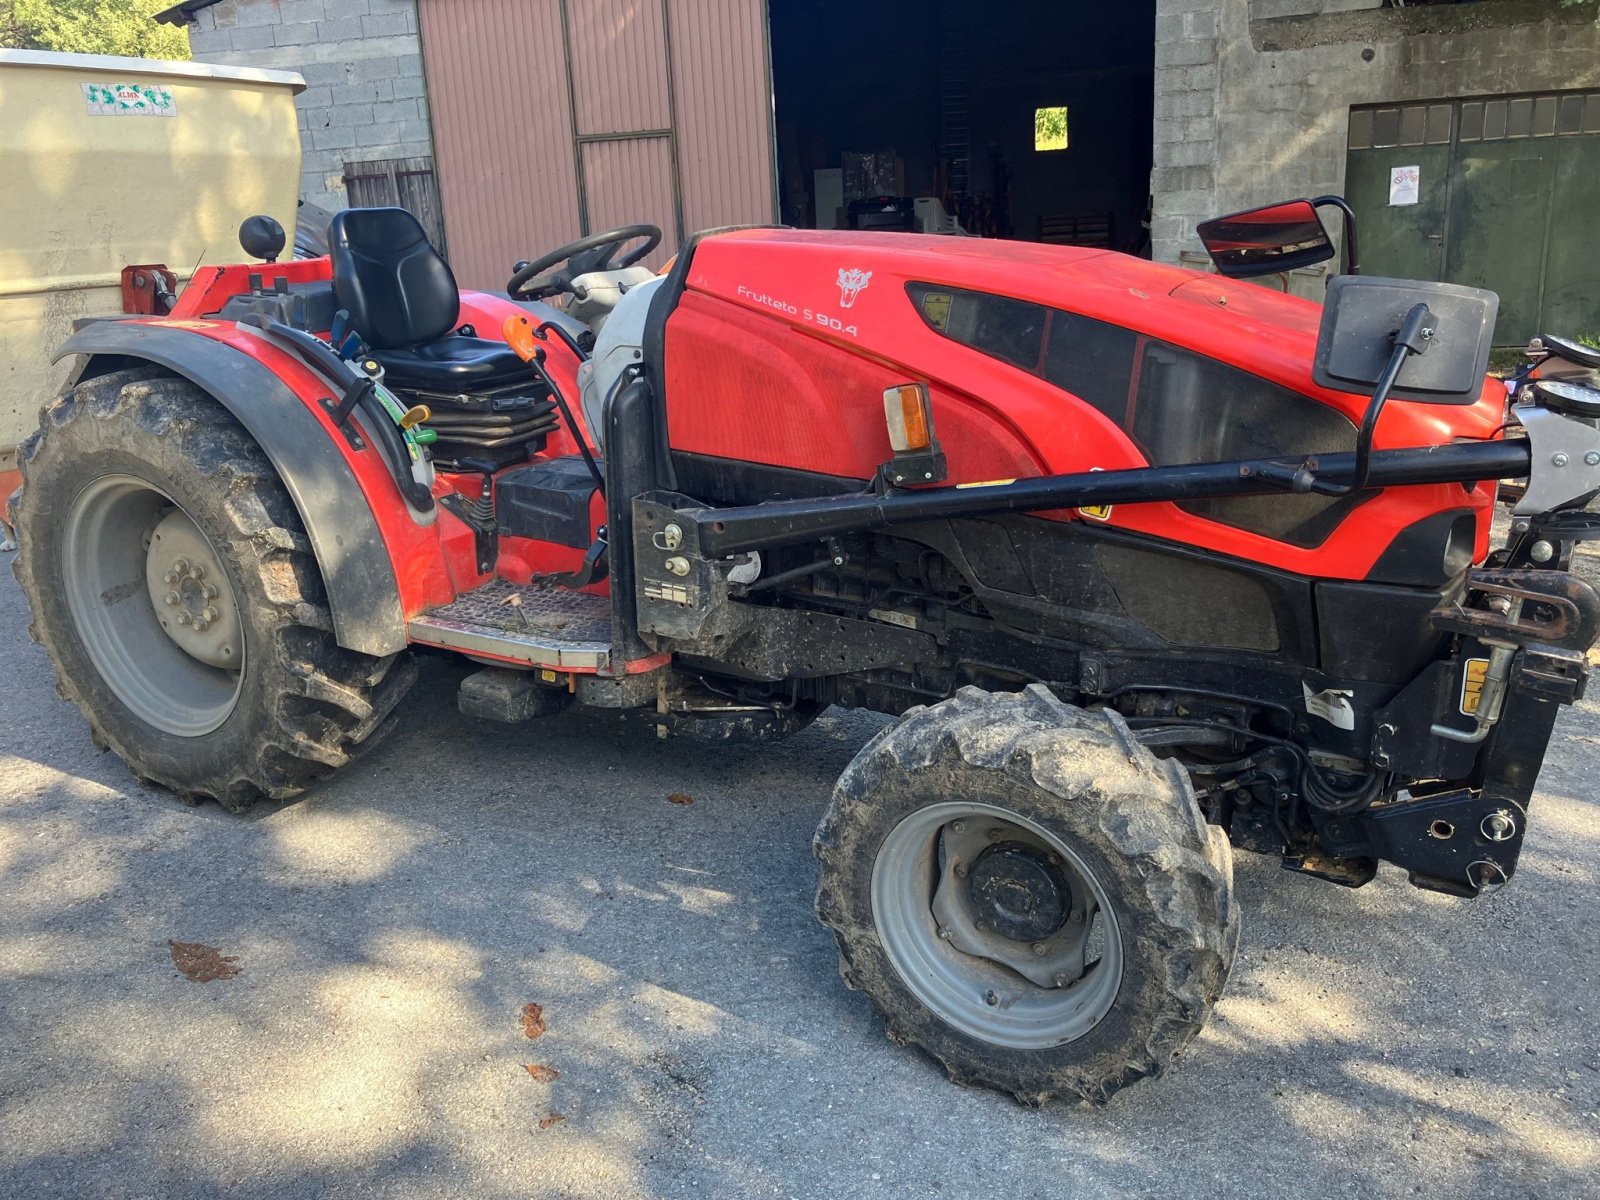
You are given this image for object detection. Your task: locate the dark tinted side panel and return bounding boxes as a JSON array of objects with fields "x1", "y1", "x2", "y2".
[
  {"x1": 1043, "y1": 311, "x2": 1138, "y2": 426},
  {"x1": 907, "y1": 283, "x2": 1135, "y2": 424},
  {"x1": 1133, "y1": 341, "x2": 1360, "y2": 545},
  {"x1": 907, "y1": 282, "x2": 1360, "y2": 546}
]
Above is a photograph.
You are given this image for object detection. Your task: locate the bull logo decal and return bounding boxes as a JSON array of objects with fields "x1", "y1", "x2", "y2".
[{"x1": 837, "y1": 267, "x2": 872, "y2": 308}]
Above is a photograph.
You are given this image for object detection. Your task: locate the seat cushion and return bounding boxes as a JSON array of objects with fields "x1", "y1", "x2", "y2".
[{"x1": 374, "y1": 335, "x2": 532, "y2": 392}]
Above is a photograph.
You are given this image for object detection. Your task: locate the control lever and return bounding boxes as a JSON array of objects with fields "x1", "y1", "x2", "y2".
[
  {"x1": 502, "y1": 314, "x2": 606, "y2": 498},
  {"x1": 457, "y1": 457, "x2": 501, "y2": 575},
  {"x1": 537, "y1": 530, "x2": 609, "y2": 591}
]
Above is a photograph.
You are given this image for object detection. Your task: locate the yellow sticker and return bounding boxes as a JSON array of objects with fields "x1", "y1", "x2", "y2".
[
  {"x1": 921, "y1": 292, "x2": 953, "y2": 331},
  {"x1": 1078, "y1": 466, "x2": 1111, "y2": 521},
  {"x1": 955, "y1": 478, "x2": 1016, "y2": 489},
  {"x1": 1460, "y1": 657, "x2": 1489, "y2": 715}
]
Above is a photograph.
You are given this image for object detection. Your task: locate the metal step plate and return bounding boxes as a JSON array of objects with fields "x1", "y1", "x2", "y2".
[{"x1": 408, "y1": 579, "x2": 612, "y2": 669}]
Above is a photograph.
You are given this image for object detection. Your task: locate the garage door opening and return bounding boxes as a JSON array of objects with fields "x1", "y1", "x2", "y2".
[{"x1": 768, "y1": 0, "x2": 1155, "y2": 253}]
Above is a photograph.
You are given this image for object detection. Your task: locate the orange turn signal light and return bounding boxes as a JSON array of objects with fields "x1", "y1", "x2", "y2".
[{"x1": 884, "y1": 383, "x2": 934, "y2": 453}]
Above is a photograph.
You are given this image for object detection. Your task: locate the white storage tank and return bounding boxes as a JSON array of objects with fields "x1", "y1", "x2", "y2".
[{"x1": 0, "y1": 48, "x2": 305, "y2": 540}]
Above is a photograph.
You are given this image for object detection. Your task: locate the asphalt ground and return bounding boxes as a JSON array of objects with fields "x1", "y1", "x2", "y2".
[{"x1": 1, "y1": 561, "x2": 1597, "y2": 1199}]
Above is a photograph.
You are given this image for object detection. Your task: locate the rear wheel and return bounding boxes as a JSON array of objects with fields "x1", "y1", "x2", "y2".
[
  {"x1": 11, "y1": 368, "x2": 415, "y2": 809},
  {"x1": 814, "y1": 685, "x2": 1238, "y2": 1106}
]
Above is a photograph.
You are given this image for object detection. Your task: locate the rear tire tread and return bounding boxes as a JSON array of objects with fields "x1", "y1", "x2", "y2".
[{"x1": 11, "y1": 368, "x2": 413, "y2": 808}]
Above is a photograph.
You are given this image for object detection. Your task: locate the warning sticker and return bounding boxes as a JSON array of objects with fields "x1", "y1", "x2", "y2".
[
  {"x1": 1460, "y1": 657, "x2": 1489, "y2": 715},
  {"x1": 919, "y1": 292, "x2": 953, "y2": 331},
  {"x1": 1302, "y1": 682, "x2": 1356, "y2": 731},
  {"x1": 1079, "y1": 466, "x2": 1111, "y2": 521}
]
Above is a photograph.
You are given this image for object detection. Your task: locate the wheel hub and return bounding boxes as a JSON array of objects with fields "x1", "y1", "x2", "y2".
[
  {"x1": 929, "y1": 816, "x2": 1096, "y2": 991},
  {"x1": 871, "y1": 801, "x2": 1124, "y2": 1050},
  {"x1": 62, "y1": 474, "x2": 243, "y2": 738},
  {"x1": 967, "y1": 842, "x2": 1071, "y2": 942},
  {"x1": 143, "y1": 509, "x2": 241, "y2": 669}
]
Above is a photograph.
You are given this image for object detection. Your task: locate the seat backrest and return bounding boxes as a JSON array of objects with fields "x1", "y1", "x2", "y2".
[{"x1": 329, "y1": 207, "x2": 459, "y2": 350}]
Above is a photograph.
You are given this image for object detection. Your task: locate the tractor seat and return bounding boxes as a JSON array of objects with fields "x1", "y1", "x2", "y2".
[
  {"x1": 373, "y1": 335, "x2": 529, "y2": 391},
  {"x1": 328, "y1": 206, "x2": 529, "y2": 392}
]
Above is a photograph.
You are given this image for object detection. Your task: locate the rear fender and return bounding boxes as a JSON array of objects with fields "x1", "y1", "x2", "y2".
[{"x1": 53, "y1": 320, "x2": 455, "y2": 657}]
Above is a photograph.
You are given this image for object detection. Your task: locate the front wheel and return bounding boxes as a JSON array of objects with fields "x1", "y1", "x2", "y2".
[
  {"x1": 11, "y1": 368, "x2": 415, "y2": 809},
  {"x1": 814, "y1": 685, "x2": 1239, "y2": 1106}
]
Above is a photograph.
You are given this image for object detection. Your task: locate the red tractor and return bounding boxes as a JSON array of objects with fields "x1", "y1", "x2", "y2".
[{"x1": 11, "y1": 200, "x2": 1600, "y2": 1105}]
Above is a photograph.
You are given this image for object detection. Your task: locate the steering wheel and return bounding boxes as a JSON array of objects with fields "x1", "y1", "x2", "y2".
[{"x1": 508, "y1": 224, "x2": 663, "y2": 300}]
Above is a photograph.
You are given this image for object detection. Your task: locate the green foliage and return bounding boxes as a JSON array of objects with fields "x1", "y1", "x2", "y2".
[
  {"x1": 1034, "y1": 106, "x2": 1068, "y2": 153},
  {"x1": 0, "y1": 0, "x2": 191, "y2": 60}
]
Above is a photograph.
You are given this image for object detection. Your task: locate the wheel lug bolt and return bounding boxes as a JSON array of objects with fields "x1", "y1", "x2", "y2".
[
  {"x1": 201, "y1": 583, "x2": 219, "y2": 600},
  {"x1": 172, "y1": 558, "x2": 189, "y2": 576},
  {"x1": 984, "y1": 990, "x2": 999, "y2": 1006},
  {"x1": 163, "y1": 591, "x2": 181, "y2": 606},
  {"x1": 973, "y1": 920, "x2": 986, "y2": 932},
  {"x1": 200, "y1": 606, "x2": 219, "y2": 624},
  {"x1": 954, "y1": 863, "x2": 968, "y2": 879},
  {"x1": 1069, "y1": 910, "x2": 1083, "y2": 924},
  {"x1": 193, "y1": 618, "x2": 210, "y2": 633},
  {"x1": 187, "y1": 565, "x2": 205, "y2": 581},
  {"x1": 163, "y1": 569, "x2": 180, "y2": 585},
  {"x1": 1032, "y1": 942, "x2": 1047, "y2": 956},
  {"x1": 950, "y1": 820, "x2": 966, "y2": 834},
  {"x1": 937, "y1": 926, "x2": 952, "y2": 941},
  {"x1": 175, "y1": 612, "x2": 192, "y2": 626},
  {"x1": 1052, "y1": 973, "x2": 1069, "y2": 987}
]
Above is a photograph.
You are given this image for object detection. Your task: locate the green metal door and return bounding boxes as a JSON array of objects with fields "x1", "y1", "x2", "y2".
[
  {"x1": 1344, "y1": 104, "x2": 1453, "y2": 282},
  {"x1": 1346, "y1": 91, "x2": 1600, "y2": 346}
]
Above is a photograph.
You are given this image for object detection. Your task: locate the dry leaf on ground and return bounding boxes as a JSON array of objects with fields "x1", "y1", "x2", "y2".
[
  {"x1": 169, "y1": 941, "x2": 241, "y2": 983},
  {"x1": 521, "y1": 1002, "x2": 547, "y2": 1039}
]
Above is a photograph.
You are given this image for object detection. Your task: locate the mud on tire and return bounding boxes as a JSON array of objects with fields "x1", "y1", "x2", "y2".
[
  {"x1": 814, "y1": 684, "x2": 1239, "y2": 1106},
  {"x1": 10, "y1": 368, "x2": 415, "y2": 810}
]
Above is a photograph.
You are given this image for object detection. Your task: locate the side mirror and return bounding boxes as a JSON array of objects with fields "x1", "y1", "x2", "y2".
[
  {"x1": 1195, "y1": 199, "x2": 1336, "y2": 279},
  {"x1": 239, "y1": 214, "x2": 286, "y2": 263},
  {"x1": 1314, "y1": 276, "x2": 1498, "y2": 406}
]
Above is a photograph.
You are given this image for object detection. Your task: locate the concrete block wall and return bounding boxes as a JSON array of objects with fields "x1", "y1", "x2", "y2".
[
  {"x1": 1151, "y1": 0, "x2": 1600, "y2": 286},
  {"x1": 1151, "y1": 0, "x2": 1223, "y2": 268},
  {"x1": 183, "y1": 0, "x2": 434, "y2": 213}
]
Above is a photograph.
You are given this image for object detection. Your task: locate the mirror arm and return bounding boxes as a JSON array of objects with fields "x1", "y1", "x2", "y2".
[
  {"x1": 1312, "y1": 195, "x2": 1360, "y2": 276},
  {"x1": 1315, "y1": 302, "x2": 1435, "y2": 496}
]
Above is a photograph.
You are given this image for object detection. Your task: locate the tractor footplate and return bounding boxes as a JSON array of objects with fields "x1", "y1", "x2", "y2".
[{"x1": 408, "y1": 579, "x2": 612, "y2": 670}]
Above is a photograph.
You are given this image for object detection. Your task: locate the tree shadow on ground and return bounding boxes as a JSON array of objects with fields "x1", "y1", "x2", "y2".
[{"x1": 1, "y1": 600, "x2": 1597, "y2": 1199}]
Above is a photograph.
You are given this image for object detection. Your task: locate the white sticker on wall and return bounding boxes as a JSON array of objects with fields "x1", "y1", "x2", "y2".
[
  {"x1": 82, "y1": 82, "x2": 177, "y2": 117},
  {"x1": 1388, "y1": 164, "x2": 1420, "y2": 206},
  {"x1": 1302, "y1": 682, "x2": 1356, "y2": 731}
]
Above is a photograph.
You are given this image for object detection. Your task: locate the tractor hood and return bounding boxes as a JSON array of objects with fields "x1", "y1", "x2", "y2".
[{"x1": 685, "y1": 228, "x2": 1505, "y2": 441}]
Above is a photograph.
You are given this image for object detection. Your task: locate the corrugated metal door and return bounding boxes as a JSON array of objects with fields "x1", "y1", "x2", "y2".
[
  {"x1": 417, "y1": 0, "x2": 776, "y2": 290},
  {"x1": 1346, "y1": 92, "x2": 1600, "y2": 345}
]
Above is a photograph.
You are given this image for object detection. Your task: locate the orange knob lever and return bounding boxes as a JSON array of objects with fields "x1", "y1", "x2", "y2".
[{"x1": 502, "y1": 313, "x2": 540, "y2": 363}]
